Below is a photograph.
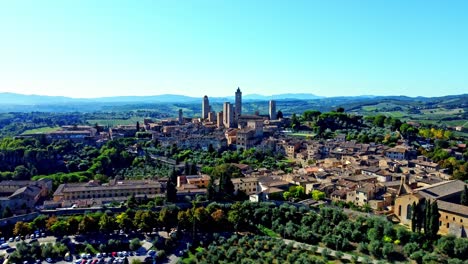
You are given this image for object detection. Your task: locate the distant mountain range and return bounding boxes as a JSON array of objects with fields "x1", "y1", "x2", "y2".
[
  {"x1": 0, "y1": 92, "x2": 323, "y2": 105},
  {"x1": 0, "y1": 92, "x2": 466, "y2": 115}
]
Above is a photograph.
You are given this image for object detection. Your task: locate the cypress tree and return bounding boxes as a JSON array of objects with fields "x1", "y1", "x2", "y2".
[
  {"x1": 461, "y1": 185, "x2": 468, "y2": 206},
  {"x1": 411, "y1": 202, "x2": 417, "y2": 232},
  {"x1": 166, "y1": 169, "x2": 178, "y2": 202},
  {"x1": 207, "y1": 176, "x2": 216, "y2": 201},
  {"x1": 424, "y1": 200, "x2": 431, "y2": 234},
  {"x1": 429, "y1": 201, "x2": 440, "y2": 240}
]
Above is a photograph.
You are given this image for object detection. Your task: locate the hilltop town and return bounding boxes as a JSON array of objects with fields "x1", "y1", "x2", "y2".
[{"x1": 0, "y1": 88, "x2": 467, "y2": 263}]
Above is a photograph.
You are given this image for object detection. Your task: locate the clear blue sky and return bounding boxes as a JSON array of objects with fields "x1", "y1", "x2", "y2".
[{"x1": 0, "y1": 0, "x2": 467, "y2": 98}]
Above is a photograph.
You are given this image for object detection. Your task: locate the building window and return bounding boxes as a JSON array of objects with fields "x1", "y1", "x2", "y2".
[
  {"x1": 398, "y1": 205, "x2": 401, "y2": 216},
  {"x1": 453, "y1": 217, "x2": 455, "y2": 221},
  {"x1": 447, "y1": 223, "x2": 450, "y2": 228}
]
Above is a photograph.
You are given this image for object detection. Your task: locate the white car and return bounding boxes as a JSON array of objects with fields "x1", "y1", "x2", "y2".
[{"x1": 0, "y1": 243, "x2": 9, "y2": 249}]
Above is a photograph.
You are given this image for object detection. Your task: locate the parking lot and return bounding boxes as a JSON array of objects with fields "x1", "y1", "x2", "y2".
[{"x1": 0, "y1": 234, "x2": 163, "y2": 264}]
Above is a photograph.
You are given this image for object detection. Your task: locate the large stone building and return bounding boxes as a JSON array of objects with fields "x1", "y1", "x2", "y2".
[
  {"x1": 236, "y1": 118, "x2": 264, "y2": 150},
  {"x1": 0, "y1": 179, "x2": 52, "y2": 214},
  {"x1": 394, "y1": 180, "x2": 468, "y2": 237},
  {"x1": 385, "y1": 146, "x2": 408, "y2": 160},
  {"x1": 232, "y1": 177, "x2": 259, "y2": 195},
  {"x1": 53, "y1": 179, "x2": 162, "y2": 207}
]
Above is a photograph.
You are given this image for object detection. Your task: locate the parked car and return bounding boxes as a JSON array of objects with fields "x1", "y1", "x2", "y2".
[
  {"x1": 64, "y1": 253, "x2": 72, "y2": 262},
  {"x1": 0, "y1": 243, "x2": 9, "y2": 249}
]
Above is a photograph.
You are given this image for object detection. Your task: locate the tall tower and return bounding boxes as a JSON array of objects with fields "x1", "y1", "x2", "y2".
[
  {"x1": 202, "y1": 95, "x2": 210, "y2": 119},
  {"x1": 217, "y1": 111, "x2": 224, "y2": 128},
  {"x1": 235, "y1": 87, "x2": 242, "y2": 119},
  {"x1": 269, "y1": 100, "x2": 277, "y2": 120},
  {"x1": 223, "y1": 102, "x2": 234, "y2": 128},
  {"x1": 178, "y1": 109, "x2": 183, "y2": 124}
]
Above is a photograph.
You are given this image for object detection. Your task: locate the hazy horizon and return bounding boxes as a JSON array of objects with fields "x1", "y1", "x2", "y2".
[
  {"x1": 1, "y1": 1, "x2": 467, "y2": 98},
  {"x1": 1, "y1": 90, "x2": 466, "y2": 100}
]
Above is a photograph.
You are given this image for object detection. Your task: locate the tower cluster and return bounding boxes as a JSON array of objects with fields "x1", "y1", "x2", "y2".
[
  {"x1": 201, "y1": 87, "x2": 243, "y2": 128},
  {"x1": 201, "y1": 87, "x2": 278, "y2": 128}
]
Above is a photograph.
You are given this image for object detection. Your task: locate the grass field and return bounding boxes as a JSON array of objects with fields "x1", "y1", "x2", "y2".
[
  {"x1": 87, "y1": 117, "x2": 143, "y2": 127},
  {"x1": 289, "y1": 132, "x2": 316, "y2": 138},
  {"x1": 258, "y1": 224, "x2": 280, "y2": 238},
  {"x1": 420, "y1": 108, "x2": 464, "y2": 115},
  {"x1": 21, "y1": 126, "x2": 60, "y2": 135}
]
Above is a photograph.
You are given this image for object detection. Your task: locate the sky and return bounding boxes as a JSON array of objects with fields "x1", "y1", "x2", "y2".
[{"x1": 0, "y1": 0, "x2": 467, "y2": 98}]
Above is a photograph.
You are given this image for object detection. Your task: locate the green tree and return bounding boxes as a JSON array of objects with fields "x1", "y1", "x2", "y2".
[
  {"x1": 129, "y1": 238, "x2": 141, "y2": 251},
  {"x1": 78, "y1": 215, "x2": 97, "y2": 234},
  {"x1": 99, "y1": 213, "x2": 116, "y2": 233},
  {"x1": 424, "y1": 200, "x2": 440, "y2": 240},
  {"x1": 311, "y1": 190, "x2": 325, "y2": 200},
  {"x1": 373, "y1": 115, "x2": 386, "y2": 128},
  {"x1": 207, "y1": 176, "x2": 216, "y2": 201},
  {"x1": 127, "y1": 193, "x2": 138, "y2": 208},
  {"x1": 2, "y1": 206, "x2": 12, "y2": 218},
  {"x1": 13, "y1": 221, "x2": 31, "y2": 236},
  {"x1": 382, "y1": 243, "x2": 394, "y2": 260},
  {"x1": 276, "y1": 110, "x2": 283, "y2": 119},
  {"x1": 116, "y1": 212, "x2": 134, "y2": 231},
  {"x1": 13, "y1": 165, "x2": 31, "y2": 180},
  {"x1": 166, "y1": 169, "x2": 178, "y2": 202},
  {"x1": 302, "y1": 110, "x2": 321, "y2": 121},
  {"x1": 460, "y1": 185, "x2": 468, "y2": 206},
  {"x1": 50, "y1": 220, "x2": 70, "y2": 236},
  {"x1": 30, "y1": 215, "x2": 48, "y2": 231},
  {"x1": 290, "y1": 114, "x2": 300, "y2": 130}
]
